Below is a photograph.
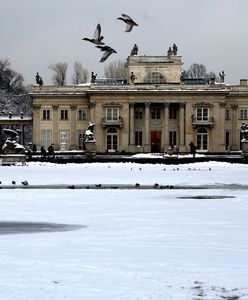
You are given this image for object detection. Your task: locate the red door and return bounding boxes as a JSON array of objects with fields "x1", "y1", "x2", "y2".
[{"x1": 151, "y1": 131, "x2": 161, "y2": 153}]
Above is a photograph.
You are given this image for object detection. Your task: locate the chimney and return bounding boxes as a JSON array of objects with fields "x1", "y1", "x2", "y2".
[{"x1": 240, "y1": 79, "x2": 247, "y2": 86}]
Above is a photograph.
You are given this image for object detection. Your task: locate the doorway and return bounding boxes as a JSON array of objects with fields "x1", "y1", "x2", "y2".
[{"x1": 151, "y1": 131, "x2": 161, "y2": 153}]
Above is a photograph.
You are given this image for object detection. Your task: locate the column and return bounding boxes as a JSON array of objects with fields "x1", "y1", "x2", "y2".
[
  {"x1": 179, "y1": 102, "x2": 185, "y2": 151},
  {"x1": 164, "y1": 102, "x2": 169, "y2": 151},
  {"x1": 219, "y1": 102, "x2": 226, "y2": 152},
  {"x1": 129, "y1": 102, "x2": 135, "y2": 146},
  {"x1": 89, "y1": 101, "x2": 96, "y2": 122},
  {"x1": 52, "y1": 104, "x2": 59, "y2": 150},
  {"x1": 144, "y1": 102, "x2": 150, "y2": 152},
  {"x1": 70, "y1": 104, "x2": 77, "y2": 150},
  {"x1": 32, "y1": 104, "x2": 41, "y2": 148}
]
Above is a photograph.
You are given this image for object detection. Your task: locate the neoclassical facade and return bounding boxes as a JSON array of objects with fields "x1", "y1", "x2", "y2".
[{"x1": 30, "y1": 53, "x2": 248, "y2": 154}]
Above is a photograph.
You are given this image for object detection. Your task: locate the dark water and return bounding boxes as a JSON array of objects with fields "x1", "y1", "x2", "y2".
[
  {"x1": 0, "y1": 221, "x2": 85, "y2": 235},
  {"x1": 177, "y1": 195, "x2": 235, "y2": 199}
]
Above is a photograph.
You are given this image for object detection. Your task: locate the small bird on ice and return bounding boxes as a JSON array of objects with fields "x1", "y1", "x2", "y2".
[
  {"x1": 82, "y1": 23, "x2": 104, "y2": 45},
  {"x1": 96, "y1": 45, "x2": 117, "y2": 62},
  {"x1": 117, "y1": 14, "x2": 138, "y2": 32}
]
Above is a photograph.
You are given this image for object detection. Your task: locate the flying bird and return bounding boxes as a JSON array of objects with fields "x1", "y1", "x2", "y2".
[
  {"x1": 82, "y1": 23, "x2": 104, "y2": 45},
  {"x1": 117, "y1": 14, "x2": 138, "y2": 32},
  {"x1": 96, "y1": 45, "x2": 117, "y2": 62}
]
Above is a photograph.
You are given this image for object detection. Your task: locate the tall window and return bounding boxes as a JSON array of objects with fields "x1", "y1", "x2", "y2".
[
  {"x1": 60, "y1": 109, "x2": 69, "y2": 120},
  {"x1": 151, "y1": 106, "x2": 161, "y2": 119},
  {"x1": 78, "y1": 131, "x2": 84, "y2": 150},
  {"x1": 225, "y1": 109, "x2": 231, "y2": 120},
  {"x1": 41, "y1": 130, "x2": 52, "y2": 150},
  {"x1": 106, "y1": 107, "x2": 119, "y2": 121},
  {"x1": 107, "y1": 128, "x2": 118, "y2": 150},
  {"x1": 197, "y1": 128, "x2": 208, "y2": 150},
  {"x1": 169, "y1": 107, "x2": 177, "y2": 119},
  {"x1": 135, "y1": 107, "x2": 143, "y2": 119},
  {"x1": 78, "y1": 109, "x2": 87, "y2": 120},
  {"x1": 169, "y1": 131, "x2": 177, "y2": 146},
  {"x1": 240, "y1": 109, "x2": 248, "y2": 120},
  {"x1": 196, "y1": 108, "x2": 209, "y2": 121},
  {"x1": 42, "y1": 109, "x2": 51, "y2": 120},
  {"x1": 225, "y1": 131, "x2": 230, "y2": 150},
  {"x1": 135, "y1": 130, "x2": 143, "y2": 146}
]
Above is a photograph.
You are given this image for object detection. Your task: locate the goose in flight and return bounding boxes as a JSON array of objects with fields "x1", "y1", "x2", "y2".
[
  {"x1": 96, "y1": 45, "x2": 117, "y2": 62},
  {"x1": 82, "y1": 24, "x2": 104, "y2": 45},
  {"x1": 117, "y1": 14, "x2": 138, "y2": 32}
]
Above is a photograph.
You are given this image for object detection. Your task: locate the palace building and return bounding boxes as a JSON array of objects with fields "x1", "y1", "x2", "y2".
[{"x1": 30, "y1": 51, "x2": 248, "y2": 154}]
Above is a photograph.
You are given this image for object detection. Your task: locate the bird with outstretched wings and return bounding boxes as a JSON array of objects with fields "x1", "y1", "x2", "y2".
[
  {"x1": 117, "y1": 14, "x2": 138, "y2": 32},
  {"x1": 82, "y1": 23, "x2": 104, "y2": 45},
  {"x1": 96, "y1": 45, "x2": 117, "y2": 62}
]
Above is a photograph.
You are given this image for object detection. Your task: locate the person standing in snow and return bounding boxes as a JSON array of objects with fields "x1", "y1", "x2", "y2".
[
  {"x1": 40, "y1": 146, "x2": 47, "y2": 160},
  {"x1": 189, "y1": 141, "x2": 196, "y2": 158}
]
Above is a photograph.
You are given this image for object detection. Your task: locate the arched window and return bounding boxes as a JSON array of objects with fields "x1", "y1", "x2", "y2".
[
  {"x1": 197, "y1": 128, "x2": 208, "y2": 150},
  {"x1": 145, "y1": 72, "x2": 166, "y2": 84},
  {"x1": 107, "y1": 128, "x2": 118, "y2": 151}
]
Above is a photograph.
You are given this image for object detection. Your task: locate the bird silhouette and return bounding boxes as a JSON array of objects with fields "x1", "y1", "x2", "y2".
[
  {"x1": 82, "y1": 24, "x2": 104, "y2": 45},
  {"x1": 21, "y1": 180, "x2": 28, "y2": 186},
  {"x1": 117, "y1": 14, "x2": 138, "y2": 32},
  {"x1": 96, "y1": 45, "x2": 117, "y2": 62}
]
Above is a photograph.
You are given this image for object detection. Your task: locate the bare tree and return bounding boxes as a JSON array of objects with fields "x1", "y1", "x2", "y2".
[
  {"x1": 184, "y1": 63, "x2": 217, "y2": 81},
  {"x1": 0, "y1": 57, "x2": 31, "y2": 116},
  {"x1": 48, "y1": 62, "x2": 68, "y2": 86},
  {"x1": 0, "y1": 58, "x2": 24, "y2": 92},
  {"x1": 72, "y1": 62, "x2": 89, "y2": 84},
  {"x1": 104, "y1": 60, "x2": 127, "y2": 79},
  {"x1": 185, "y1": 63, "x2": 207, "y2": 79}
]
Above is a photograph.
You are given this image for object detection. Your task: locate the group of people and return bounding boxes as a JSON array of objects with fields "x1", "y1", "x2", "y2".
[{"x1": 40, "y1": 144, "x2": 55, "y2": 160}]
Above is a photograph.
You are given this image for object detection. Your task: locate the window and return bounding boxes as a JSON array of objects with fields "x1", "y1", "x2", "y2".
[
  {"x1": 225, "y1": 109, "x2": 231, "y2": 120},
  {"x1": 197, "y1": 128, "x2": 208, "y2": 150},
  {"x1": 107, "y1": 128, "x2": 118, "y2": 150},
  {"x1": 240, "y1": 109, "x2": 248, "y2": 120},
  {"x1": 169, "y1": 107, "x2": 177, "y2": 119},
  {"x1": 151, "y1": 106, "x2": 161, "y2": 119},
  {"x1": 225, "y1": 131, "x2": 230, "y2": 150},
  {"x1": 78, "y1": 109, "x2": 87, "y2": 120},
  {"x1": 41, "y1": 130, "x2": 52, "y2": 150},
  {"x1": 169, "y1": 131, "x2": 177, "y2": 146},
  {"x1": 145, "y1": 72, "x2": 166, "y2": 83},
  {"x1": 135, "y1": 130, "x2": 143, "y2": 146},
  {"x1": 135, "y1": 107, "x2": 143, "y2": 119},
  {"x1": 196, "y1": 108, "x2": 209, "y2": 121},
  {"x1": 60, "y1": 109, "x2": 69, "y2": 120},
  {"x1": 42, "y1": 109, "x2": 51, "y2": 120},
  {"x1": 78, "y1": 131, "x2": 84, "y2": 150},
  {"x1": 106, "y1": 107, "x2": 119, "y2": 121}
]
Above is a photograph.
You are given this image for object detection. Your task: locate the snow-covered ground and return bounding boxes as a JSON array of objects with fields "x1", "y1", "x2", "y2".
[{"x1": 0, "y1": 161, "x2": 248, "y2": 299}]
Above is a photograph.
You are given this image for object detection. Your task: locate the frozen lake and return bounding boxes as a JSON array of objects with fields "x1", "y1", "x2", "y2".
[{"x1": 0, "y1": 162, "x2": 247, "y2": 299}]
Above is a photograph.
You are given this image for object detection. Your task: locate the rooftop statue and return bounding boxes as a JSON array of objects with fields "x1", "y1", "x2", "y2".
[
  {"x1": 130, "y1": 44, "x2": 138, "y2": 55},
  {"x1": 91, "y1": 72, "x2": 97, "y2": 83},
  {"x1": 130, "y1": 72, "x2": 137, "y2": 84},
  {"x1": 219, "y1": 71, "x2": 225, "y2": 83},
  {"x1": 35, "y1": 72, "x2": 43, "y2": 86},
  {"x1": 167, "y1": 47, "x2": 172, "y2": 56},
  {"x1": 172, "y1": 43, "x2": 178, "y2": 55}
]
